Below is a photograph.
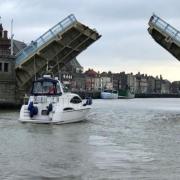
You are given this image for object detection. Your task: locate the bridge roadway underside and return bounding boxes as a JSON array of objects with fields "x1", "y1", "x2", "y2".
[
  {"x1": 15, "y1": 22, "x2": 101, "y2": 91},
  {"x1": 148, "y1": 27, "x2": 180, "y2": 61}
]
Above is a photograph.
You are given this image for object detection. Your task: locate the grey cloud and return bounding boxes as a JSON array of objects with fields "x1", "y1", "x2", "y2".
[{"x1": 0, "y1": 0, "x2": 180, "y2": 80}]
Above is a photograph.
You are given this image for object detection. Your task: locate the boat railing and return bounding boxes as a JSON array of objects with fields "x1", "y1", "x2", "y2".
[
  {"x1": 32, "y1": 96, "x2": 60, "y2": 104},
  {"x1": 30, "y1": 96, "x2": 83, "y2": 107}
]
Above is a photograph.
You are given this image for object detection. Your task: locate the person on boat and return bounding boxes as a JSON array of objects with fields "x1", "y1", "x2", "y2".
[{"x1": 48, "y1": 85, "x2": 56, "y2": 94}]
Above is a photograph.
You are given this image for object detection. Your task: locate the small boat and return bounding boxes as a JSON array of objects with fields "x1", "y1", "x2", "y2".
[
  {"x1": 101, "y1": 89, "x2": 118, "y2": 99},
  {"x1": 19, "y1": 75, "x2": 92, "y2": 124},
  {"x1": 118, "y1": 89, "x2": 135, "y2": 99}
]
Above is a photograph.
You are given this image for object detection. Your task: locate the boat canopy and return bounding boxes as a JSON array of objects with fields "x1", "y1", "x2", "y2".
[{"x1": 31, "y1": 78, "x2": 62, "y2": 96}]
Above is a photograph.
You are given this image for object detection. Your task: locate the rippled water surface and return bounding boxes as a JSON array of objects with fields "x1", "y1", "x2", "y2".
[{"x1": 1, "y1": 98, "x2": 180, "y2": 179}]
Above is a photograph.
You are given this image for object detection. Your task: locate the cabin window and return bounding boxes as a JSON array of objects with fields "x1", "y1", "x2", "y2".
[
  {"x1": 113, "y1": 90, "x2": 117, "y2": 94},
  {"x1": 4, "y1": 63, "x2": 9, "y2": 72},
  {"x1": 70, "y1": 96, "x2": 82, "y2": 104},
  {"x1": 56, "y1": 83, "x2": 61, "y2": 94},
  {"x1": 104, "y1": 90, "x2": 112, "y2": 93},
  {"x1": 0, "y1": 63, "x2": 2, "y2": 71},
  {"x1": 32, "y1": 82, "x2": 43, "y2": 94},
  {"x1": 42, "y1": 81, "x2": 55, "y2": 94},
  {"x1": 32, "y1": 80, "x2": 62, "y2": 95}
]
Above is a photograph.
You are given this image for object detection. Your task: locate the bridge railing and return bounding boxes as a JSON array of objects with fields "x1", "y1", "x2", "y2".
[
  {"x1": 149, "y1": 14, "x2": 180, "y2": 43},
  {"x1": 15, "y1": 14, "x2": 77, "y2": 66}
]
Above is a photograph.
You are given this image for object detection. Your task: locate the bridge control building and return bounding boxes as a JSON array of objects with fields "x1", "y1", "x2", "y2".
[{"x1": 0, "y1": 23, "x2": 17, "y2": 106}]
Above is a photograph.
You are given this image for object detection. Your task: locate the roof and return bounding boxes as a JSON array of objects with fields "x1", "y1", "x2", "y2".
[
  {"x1": 84, "y1": 69, "x2": 98, "y2": 77},
  {"x1": 13, "y1": 40, "x2": 27, "y2": 55}
]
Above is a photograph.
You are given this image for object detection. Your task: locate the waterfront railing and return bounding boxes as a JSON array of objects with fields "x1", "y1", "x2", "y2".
[
  {"x1": 15, "y1": 14, "x2": 77, "y2": 66},
  {"x1": 149, "y1": 14, "x2": 180, "y2": 46}
]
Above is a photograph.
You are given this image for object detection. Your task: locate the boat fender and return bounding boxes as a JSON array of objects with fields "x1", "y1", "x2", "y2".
[
  {"x1": 86, "y1": 97, "x2": 92, "y2": 105},
  {"x1": 33, "y1": 106, "x2": 38, "y2": 116},
  {"x1": 47, "y1": 103, "x2": 53, "y2": 114},
  {"x1": 28, "y1": 101, "x2": 38, "y2": 118}
]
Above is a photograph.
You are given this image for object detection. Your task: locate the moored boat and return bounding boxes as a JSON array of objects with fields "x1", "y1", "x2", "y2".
[
  {"x1": 118, "y1": 89, "x2": 135, "y2": 99},
  {"x1": 101, "y1": 89, "x2": 118, "y2": 99}
]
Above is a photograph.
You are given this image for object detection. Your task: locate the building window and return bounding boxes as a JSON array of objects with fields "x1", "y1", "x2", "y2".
[
  {"x1": 0, "y1": 63, "x2": 2, "y2": 71},
  {"x1": 4, "y1": 63, "x2": 9, "y2": 72}
]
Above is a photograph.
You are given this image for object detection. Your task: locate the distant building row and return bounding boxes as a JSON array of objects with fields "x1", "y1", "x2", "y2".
[{"x1": 59, "y1": 66, "x2": 180, "y2": 94}]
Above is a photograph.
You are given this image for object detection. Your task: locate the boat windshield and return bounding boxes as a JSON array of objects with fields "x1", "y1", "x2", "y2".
[
  {"x1": 32, "y1": 79, "x2": 62, "y2": 95},
  {"x1": 112, "y1": 90, "x2": 117, "y2": 94},
  {"x1": 104, "y1": 90, "x2": 112, "y2": 93},
  {"x1": 103, "y1": 90, "x2": 117, "y2": 94}
]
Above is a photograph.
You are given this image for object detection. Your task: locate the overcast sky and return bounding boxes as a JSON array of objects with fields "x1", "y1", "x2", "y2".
[{"x1": 1, "y1": 0, "x2": 180, "y2": 81}]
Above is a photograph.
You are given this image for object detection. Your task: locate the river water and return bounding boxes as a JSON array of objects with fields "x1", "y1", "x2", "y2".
[{"x1": 1, "y1": 98, "x2": 180, "y2": 179}]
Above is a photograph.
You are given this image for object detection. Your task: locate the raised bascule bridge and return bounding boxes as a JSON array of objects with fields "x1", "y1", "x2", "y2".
[
  {"x1": 0, "y1": 14, "x2": 100, "y2": 106},
  {"x1": 15, "y1": 14, "x2": 101, "y2": 92},
  {"x1": 148, "y1": 14, "x2": 180, "y2": 61}
]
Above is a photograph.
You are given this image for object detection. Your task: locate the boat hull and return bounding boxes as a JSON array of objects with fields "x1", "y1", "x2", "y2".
[
  {"x1": 53, "y1": 108, "x2": 91, "y2": 124},
  {"x1": 101, "y1": 92, "x2": 118, "y2": 99},
  {"x1": 19, "y1": 105, "x2": 91, "y2": 124},
  {"x1": 118, "y1": 89, "x2": 135, "y2": 99}
]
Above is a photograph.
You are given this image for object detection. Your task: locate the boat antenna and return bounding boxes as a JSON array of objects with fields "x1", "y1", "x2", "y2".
[{"x1": 10, "y1": 19, "x2": 14, "y2": 55}]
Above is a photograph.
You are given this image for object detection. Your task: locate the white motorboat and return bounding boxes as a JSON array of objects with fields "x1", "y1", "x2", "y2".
[
  {"x1": 19, "y1": 75, "x2": 92, "y2": 124},
  {"x1": 100, "y1": 89, "x2": 118, "y2": 99}
]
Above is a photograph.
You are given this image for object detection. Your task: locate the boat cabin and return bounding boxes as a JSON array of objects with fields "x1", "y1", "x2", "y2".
[{"x1": 31, "y1": 77, "x2": 63, "y2": 96}]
